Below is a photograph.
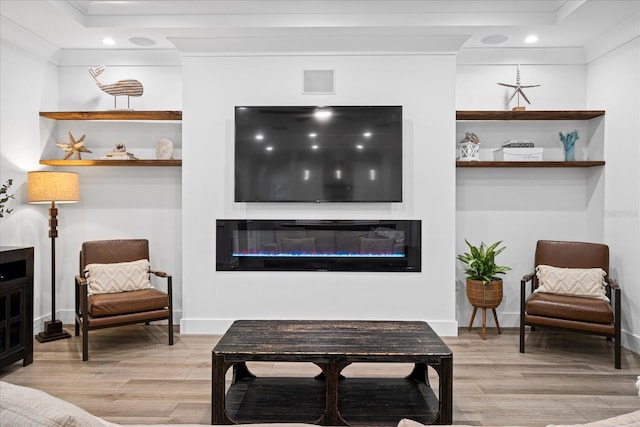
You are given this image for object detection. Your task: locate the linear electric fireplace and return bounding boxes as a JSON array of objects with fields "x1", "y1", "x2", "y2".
[{"x1": 216, "y1": 220, "x2": 421, "y2": 272}]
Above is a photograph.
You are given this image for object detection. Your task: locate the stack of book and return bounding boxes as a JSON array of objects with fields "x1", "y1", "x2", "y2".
[
  {"x1": 502, "y1": 139, "x2": 534, "y2": 148},
  {"x1": 101, "y1": 150, "x2": 138, "y2": 160},
  {"x1": 495, "y1": 139, "x2": 543, "y2": 161}
]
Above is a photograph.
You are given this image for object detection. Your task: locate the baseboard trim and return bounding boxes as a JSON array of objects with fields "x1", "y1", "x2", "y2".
[{"x1": 622, "y1": 330, "x2": 640, "y2": 355}]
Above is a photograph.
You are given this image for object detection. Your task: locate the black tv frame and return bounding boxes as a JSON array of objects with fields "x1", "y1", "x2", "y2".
[{"x1": 234, "y1": 105, "x2": 403, "y2": 203}]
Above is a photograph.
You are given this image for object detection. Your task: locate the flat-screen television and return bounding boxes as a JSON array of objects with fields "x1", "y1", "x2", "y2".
[{"x1": 234, "y1": 105, "x2": 403, "y2": 202}]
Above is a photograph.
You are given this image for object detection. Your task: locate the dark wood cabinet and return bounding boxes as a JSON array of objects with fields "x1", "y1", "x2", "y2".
[{"x1": 0, "y1": 246, "x2": 34, "y2": 370}]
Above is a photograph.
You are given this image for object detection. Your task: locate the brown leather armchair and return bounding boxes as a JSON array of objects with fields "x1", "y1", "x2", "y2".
[
  {"x1": 520, "y1": 240, "x2": 621, "y2": 369},
  {"x1": 74, "y1": 239, "x2": 173, "y2": 361}
]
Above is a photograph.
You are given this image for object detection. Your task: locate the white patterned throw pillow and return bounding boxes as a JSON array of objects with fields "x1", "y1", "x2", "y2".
[
  {"x1": 85, "y1": 259, "x2": 151, "y2": 295},
  {"x1": 535, "y1": 264, "x2": 608, "y2": 301}
]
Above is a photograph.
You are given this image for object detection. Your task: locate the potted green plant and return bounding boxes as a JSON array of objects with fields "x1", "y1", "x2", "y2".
[
  {"x1": 457, "y1": 239, "x2": 511, "y2": 339},
  {"x1": 457, "y1": 239, "x2": 510, "y2": 285},
  {"x1": 0, "y1": 178, "x2": 14, "y2": 219}
]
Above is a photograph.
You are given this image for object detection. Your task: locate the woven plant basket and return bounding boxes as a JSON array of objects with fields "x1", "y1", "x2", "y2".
[{"x1": 466, "y1": 278, "x2": 503, "y2": 308}]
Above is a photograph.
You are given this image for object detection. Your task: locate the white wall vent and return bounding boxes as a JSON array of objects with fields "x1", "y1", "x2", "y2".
[{"x1": 302, "y1": 69, "x2": 335, "y2": 94}]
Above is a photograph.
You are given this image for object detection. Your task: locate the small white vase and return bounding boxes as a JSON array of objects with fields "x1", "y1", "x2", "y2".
[{"x1": 156, "y1": 138, "x2": 174, "y2": 159}]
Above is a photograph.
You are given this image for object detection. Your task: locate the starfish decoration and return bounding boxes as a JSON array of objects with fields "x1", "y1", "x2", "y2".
[
  {"x1": 497, "y1": 64, "x2": 541, "y2": 109},
  {"x1": 56, "y1": 131, "x2": 92, "y2": 160}
]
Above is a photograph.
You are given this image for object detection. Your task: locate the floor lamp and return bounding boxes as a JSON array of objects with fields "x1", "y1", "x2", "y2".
[{"x1": 28, "y1": 171, "x2": 79, "y2": 343}]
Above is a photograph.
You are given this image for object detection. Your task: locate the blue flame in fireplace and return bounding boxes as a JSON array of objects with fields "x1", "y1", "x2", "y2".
[{"x1": 233, "y1": 252, "x2": 404, "y2": 258}]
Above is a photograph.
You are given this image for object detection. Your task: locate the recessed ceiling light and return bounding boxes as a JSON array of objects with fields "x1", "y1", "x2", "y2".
[
  {"x1": 255, "y1": 134, "x2": 264, "y2": 141},
  {"x1": 356, "y1": 144, "x2": 364, "y2": 150},
  {"x1": 525, "y1": 34, "x2": 539, "y2": 44},
  {"x1": 265, "y1": 146, "x2": 273, "y2": 151},
  {"x1": 309, "y1": 132, "x2": 317, "y2": 138},
  {"x1": 102, "y1": 37, "x2": 116, "y2": 46},
  {"x1": 311, "y1": 145, "x2": 319, "y2": 150},
  {"x1": 481, "y1": 34, "x2": 510, "y2": 45},
  {"x1": 363, "y1": 131, "x2": 372, "y2": 138},
  {"x1": 129, "y1": 37, "x2": 156, "y2": 47}
]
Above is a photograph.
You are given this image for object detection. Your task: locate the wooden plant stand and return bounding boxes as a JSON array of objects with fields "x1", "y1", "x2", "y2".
[{"x1": 466, "y1": 278, "x2": 503, "y2": 340}]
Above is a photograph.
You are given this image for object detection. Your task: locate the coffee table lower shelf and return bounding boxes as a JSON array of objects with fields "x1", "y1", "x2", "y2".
[{"x1": 225, "y1": 376, "x2": 440, "y2": 426}]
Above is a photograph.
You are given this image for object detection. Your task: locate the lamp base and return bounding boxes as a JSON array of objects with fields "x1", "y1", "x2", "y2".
[{"x1": 36, "y1": 320, "x2": 71, "y2": 343}]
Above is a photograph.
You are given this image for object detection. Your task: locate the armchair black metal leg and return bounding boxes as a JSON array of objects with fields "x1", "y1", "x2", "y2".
[
  {"x1": 168, "y1": 276, "x2": 174, "y2": 346},
  {"x1": 82, "y1": 326, "x2": 88, "y2": 361},
  {"x1": 614, "y1": 286, "x2": 621, "y2": 369},
  {"x1": 168, "y1": 316, "x2": 174, "y2": 346},
  {"x1": 519, "y1": 279, "x2": 526, "y2": 353},
  {"x1": 74, "y1": 302, "x2": 80, "y2": 337},
  {"x1": 74, "y1": 278, "x2": 79, "y2": 337}
]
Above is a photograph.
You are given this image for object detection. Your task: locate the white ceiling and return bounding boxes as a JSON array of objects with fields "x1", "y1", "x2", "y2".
[{"x1": 1, "y1": 0, "x2": 639, "y2": 55}]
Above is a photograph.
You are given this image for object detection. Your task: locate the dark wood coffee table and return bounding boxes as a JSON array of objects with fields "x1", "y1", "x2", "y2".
[{"x1": 211, "y1": 320, "x2": 452, "y2": 426}]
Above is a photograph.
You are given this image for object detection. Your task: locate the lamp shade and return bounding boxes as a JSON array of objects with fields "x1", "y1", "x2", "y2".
[{"x1": 28, "y1": 171, "x2": 79, "y2": 204}]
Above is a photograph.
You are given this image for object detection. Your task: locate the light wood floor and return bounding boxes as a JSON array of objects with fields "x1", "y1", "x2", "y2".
[{"x1": 1, "y1": 325, "x2": 639, "y2": 426}]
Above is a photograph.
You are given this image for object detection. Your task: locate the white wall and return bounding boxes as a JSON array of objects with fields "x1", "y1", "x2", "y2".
[
  {"x1": 587, "y1": 38, "x2": 640, "y2": 353},
  {"x1": 0, "y1": 24, "x2": 184, "y2": 331},
  {"x1": 455, "y1": 52, "x2": 640, "y2": 354},
  {"x1": 455, "y1": 64, "x2": 606, "y2": 328},
  {"x1": 2, "y1": 19, "x2": 637, "y2": 351},
  {"x1": 181, "y1": 54, "x2": 459, "y2": 335},
  {"x1": 51, "y1": 62, "x2": 183, "y2": 327},
  {"x1": 1, "y1": 31, "x2": 60, "y2": 328},
  {"x1": 0, "y1": 38, "x2": 58, "y2": 332}
]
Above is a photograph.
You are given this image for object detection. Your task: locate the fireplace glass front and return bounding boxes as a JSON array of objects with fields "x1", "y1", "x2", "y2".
[{"x1": 216, "y1": 220, "x2": 421, "y2": 272}]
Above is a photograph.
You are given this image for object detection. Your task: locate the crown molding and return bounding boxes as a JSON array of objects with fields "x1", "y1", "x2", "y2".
[
  {"x1": 457, "y1": 47, "x2": 585, "y2": 65},
  {"x1": 457, "y1": 10, "x2": 640, "y2": 66},
  {"x1": 57, "y1": 49, "x2": 182, "y2": 67},
  {"x1": 584, "y1": 12, "x2": 640, "y2": 64},
  {"x1": 169, "y1": 32, "x2": 470, "y2": 56},
  {"x1": 0, "y1": 16, "x2": 61, "y2": 64},
  {"x1": 0, "y1": 16, "x2": 180, "y2": 67}
]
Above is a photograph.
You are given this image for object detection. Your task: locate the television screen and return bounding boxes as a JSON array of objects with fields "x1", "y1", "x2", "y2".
[{"x1": 234, "y1": 106, "x2": 402, "y2": 202}]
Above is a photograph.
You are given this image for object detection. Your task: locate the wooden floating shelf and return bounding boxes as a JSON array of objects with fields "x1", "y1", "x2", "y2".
[
  {"x1": 39, "y1": 159, "x2": 181, "y2": 167},
  {"x1": 456, "y1": 110, "x2": 605, "y2": 121},
  {"x1": 39, "y1": 110, "x2": 182, "y2": 120},
  {"x1": 456, "y1": 161, "x2": 605, "y2": 168}
]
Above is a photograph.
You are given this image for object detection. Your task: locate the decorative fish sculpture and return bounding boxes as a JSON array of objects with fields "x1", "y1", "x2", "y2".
[{"x1": 88, "y1": 65, "x2": 143, "y2": 107}]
